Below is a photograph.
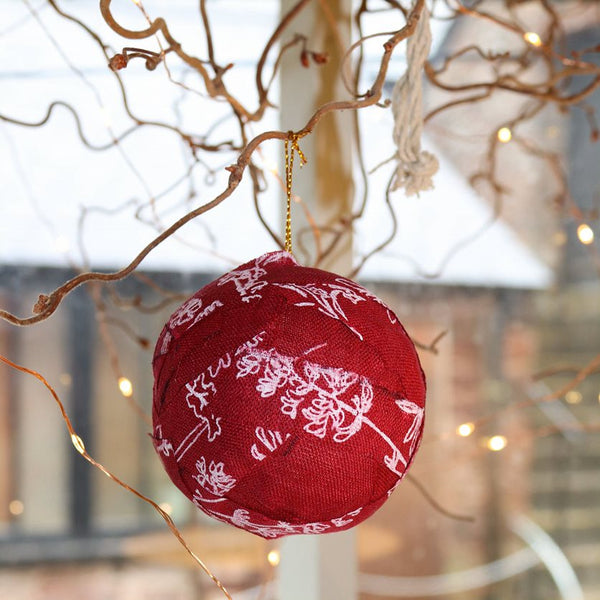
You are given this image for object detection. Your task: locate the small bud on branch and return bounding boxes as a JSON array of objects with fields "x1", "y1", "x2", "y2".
[{"x1": 108, "y1": 47, "x2": 164, "y2": 72}]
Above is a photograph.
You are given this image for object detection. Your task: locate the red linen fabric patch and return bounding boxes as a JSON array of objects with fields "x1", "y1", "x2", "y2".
[{"x1": 152, "y1": 251, "x2": 426, "y2": 538}]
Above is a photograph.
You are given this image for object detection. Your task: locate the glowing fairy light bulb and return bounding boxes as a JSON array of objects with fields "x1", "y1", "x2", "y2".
[
  {"x1": 565, "y1": 390, "x2": 582, "y2": 404},
  {"x1": 497, "y1": 127, "x2": 512, "y2": 143},
  {"x1": 267, "y1": 549, "x2": 280, "y2": 567},
  {"x1": 457, "y1": 422, "x2": 475, "y2": 437},
  {"x1": 577, "y1": 224, "x2": 594, "y2": 245},
  {"x1": 118, "y1": 377, "x2": 133, "y2": 397},
  {"x1": 524, "y1": 32, "x2": 542, "y2": 47},
  {"x1": 71, "y1": 434, "x2": 86, "y2": 455},
  {"x1": 487, "y1": 435, "x2": 507, "y2": 452},
  {"x1": 159, "y1": 502, "x2": 173, "y2": 515},
  {"x1": 9, "y1": 500, "x2": 24, "y2": 516}
]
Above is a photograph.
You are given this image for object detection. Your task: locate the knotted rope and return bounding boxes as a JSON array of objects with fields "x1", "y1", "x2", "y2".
[{"x1": 391, "y1": 4, "x2": 438, "y2": 196}]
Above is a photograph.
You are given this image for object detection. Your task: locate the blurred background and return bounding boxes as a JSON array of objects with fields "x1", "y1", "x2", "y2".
[{"x1": 0, "y1": 1, "x2": 599, "y2": 599}]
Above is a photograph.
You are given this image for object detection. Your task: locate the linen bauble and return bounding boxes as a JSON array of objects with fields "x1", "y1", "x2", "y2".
[{"x1": 152, "y1": 251, "x2": 426, "y2": 538}]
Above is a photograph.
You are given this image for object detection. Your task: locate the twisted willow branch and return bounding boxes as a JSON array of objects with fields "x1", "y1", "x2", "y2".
[{"x1": 0, "y1": 0, "x2": 427, "y2": 327}]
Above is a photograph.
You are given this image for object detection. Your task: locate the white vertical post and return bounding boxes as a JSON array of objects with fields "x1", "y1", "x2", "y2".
[
  {"x1": 278, "y1": 531, "x2": 358, "y2": 600},
  {"x1": 278, "y1": 0, "x2": 358, "y2": 598},
  {"x1": 279, "y1": 0, "x2": 355, "y2": 273}
]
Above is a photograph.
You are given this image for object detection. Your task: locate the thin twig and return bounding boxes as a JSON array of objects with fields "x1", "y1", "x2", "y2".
[
  {"x1": 1, "y1": 1, "x2": 426, "y2": 327},
  {"x1": 406, "y1": 474, "x2": 475, "y2": 522},
  {"x1": 0, "y1": 353, "x2": 232, "y2": 600}
]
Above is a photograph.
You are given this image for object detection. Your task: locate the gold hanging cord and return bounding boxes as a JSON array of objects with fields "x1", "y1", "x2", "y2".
[{"x1": 284, "y1": 130, "x2": 308, "y2": 254}]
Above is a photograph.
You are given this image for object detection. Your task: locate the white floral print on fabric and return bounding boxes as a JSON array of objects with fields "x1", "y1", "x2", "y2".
[
  {"x1": 169, "y1": 298, "x2": 224, "y2": 330},
  {"x1": 234, "y1": 331, "x2": 267, "y2": 356},
  {"x1": 185, "y1": 354, "x2": 232, "y2": 416},
  {"x1": 236, "y1": 347, "x2": 414, "y2": 473},
  {"x1": 274, "y1": 281, "x2": 367, "y2": 339},
  {"x1": 173, "y1": 355, "x2": 232, "y2": 463},
  {"x1": 153, "y1": 425, "x2": 174, "y2": 457},
  {"x1": 395, "y1": 399, "x2": 424, "y2": 454},
  {"x1": 217, "y1": 252, "x2": 288, "y2": 303},
  {"x1": 237, "y1": 348, "x2": 372, "y2": 442},
  {"x1": 196, "y1": 506, "x2": 364, "y2": 538},
  {"x1": 250, "y1": 427, "x2": 291, "y2": 461},
  {"x1": 334, "y1": 277, "x2": 399, "y2": 325},
  {"x1": 159, "y1": 331, "x2": 172, "y2": 355},
  {"x1": 173, "y1": 331, "x2": 274, "y2": 465},
  {"x1": 194, "y1": 456, "x2": 236, "y2": 497},
  {"x1": 174, "y1": 414, "x2": 222, "y2": 463}
]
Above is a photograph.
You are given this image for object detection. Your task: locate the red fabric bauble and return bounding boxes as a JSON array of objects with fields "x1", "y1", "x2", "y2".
[{"x1": 152, "y1": 251, "x2": 426, "y2": 538}]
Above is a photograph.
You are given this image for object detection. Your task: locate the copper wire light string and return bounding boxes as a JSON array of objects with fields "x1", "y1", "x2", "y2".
[
  {"x1": 0, "y1": 353, "x2": 233, "y2": 600},
  {"x1": 284, "y1": 131, "x2": 307, "y2": 254}
]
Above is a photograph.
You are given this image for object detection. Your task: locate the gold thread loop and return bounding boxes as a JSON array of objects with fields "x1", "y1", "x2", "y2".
[{"x1": 284, "y1": 131, "x2": 307, "y2": 255}]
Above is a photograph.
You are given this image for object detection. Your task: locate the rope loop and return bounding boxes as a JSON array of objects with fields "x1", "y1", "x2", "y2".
[{"x1": 391, "y1": 4, "x2": 439, "y2": 195}]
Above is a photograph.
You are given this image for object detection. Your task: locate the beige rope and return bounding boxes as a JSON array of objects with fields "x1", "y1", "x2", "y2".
[{"x1": 391, "y1": 3, "x2": 438, "y2": 196}]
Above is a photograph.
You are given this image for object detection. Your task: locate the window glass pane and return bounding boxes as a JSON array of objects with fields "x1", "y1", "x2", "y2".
[{"x1": 0, "y1": 275, "x2": 70, "y2": 536}]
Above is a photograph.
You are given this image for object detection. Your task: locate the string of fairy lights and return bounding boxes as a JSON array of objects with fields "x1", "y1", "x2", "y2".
[
  {"x1": 2, "y1": 0, "x2": 599, "y2": 595},
  {"x1": 495, "y1": 27, "x2": 596, "y2": 248}
]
